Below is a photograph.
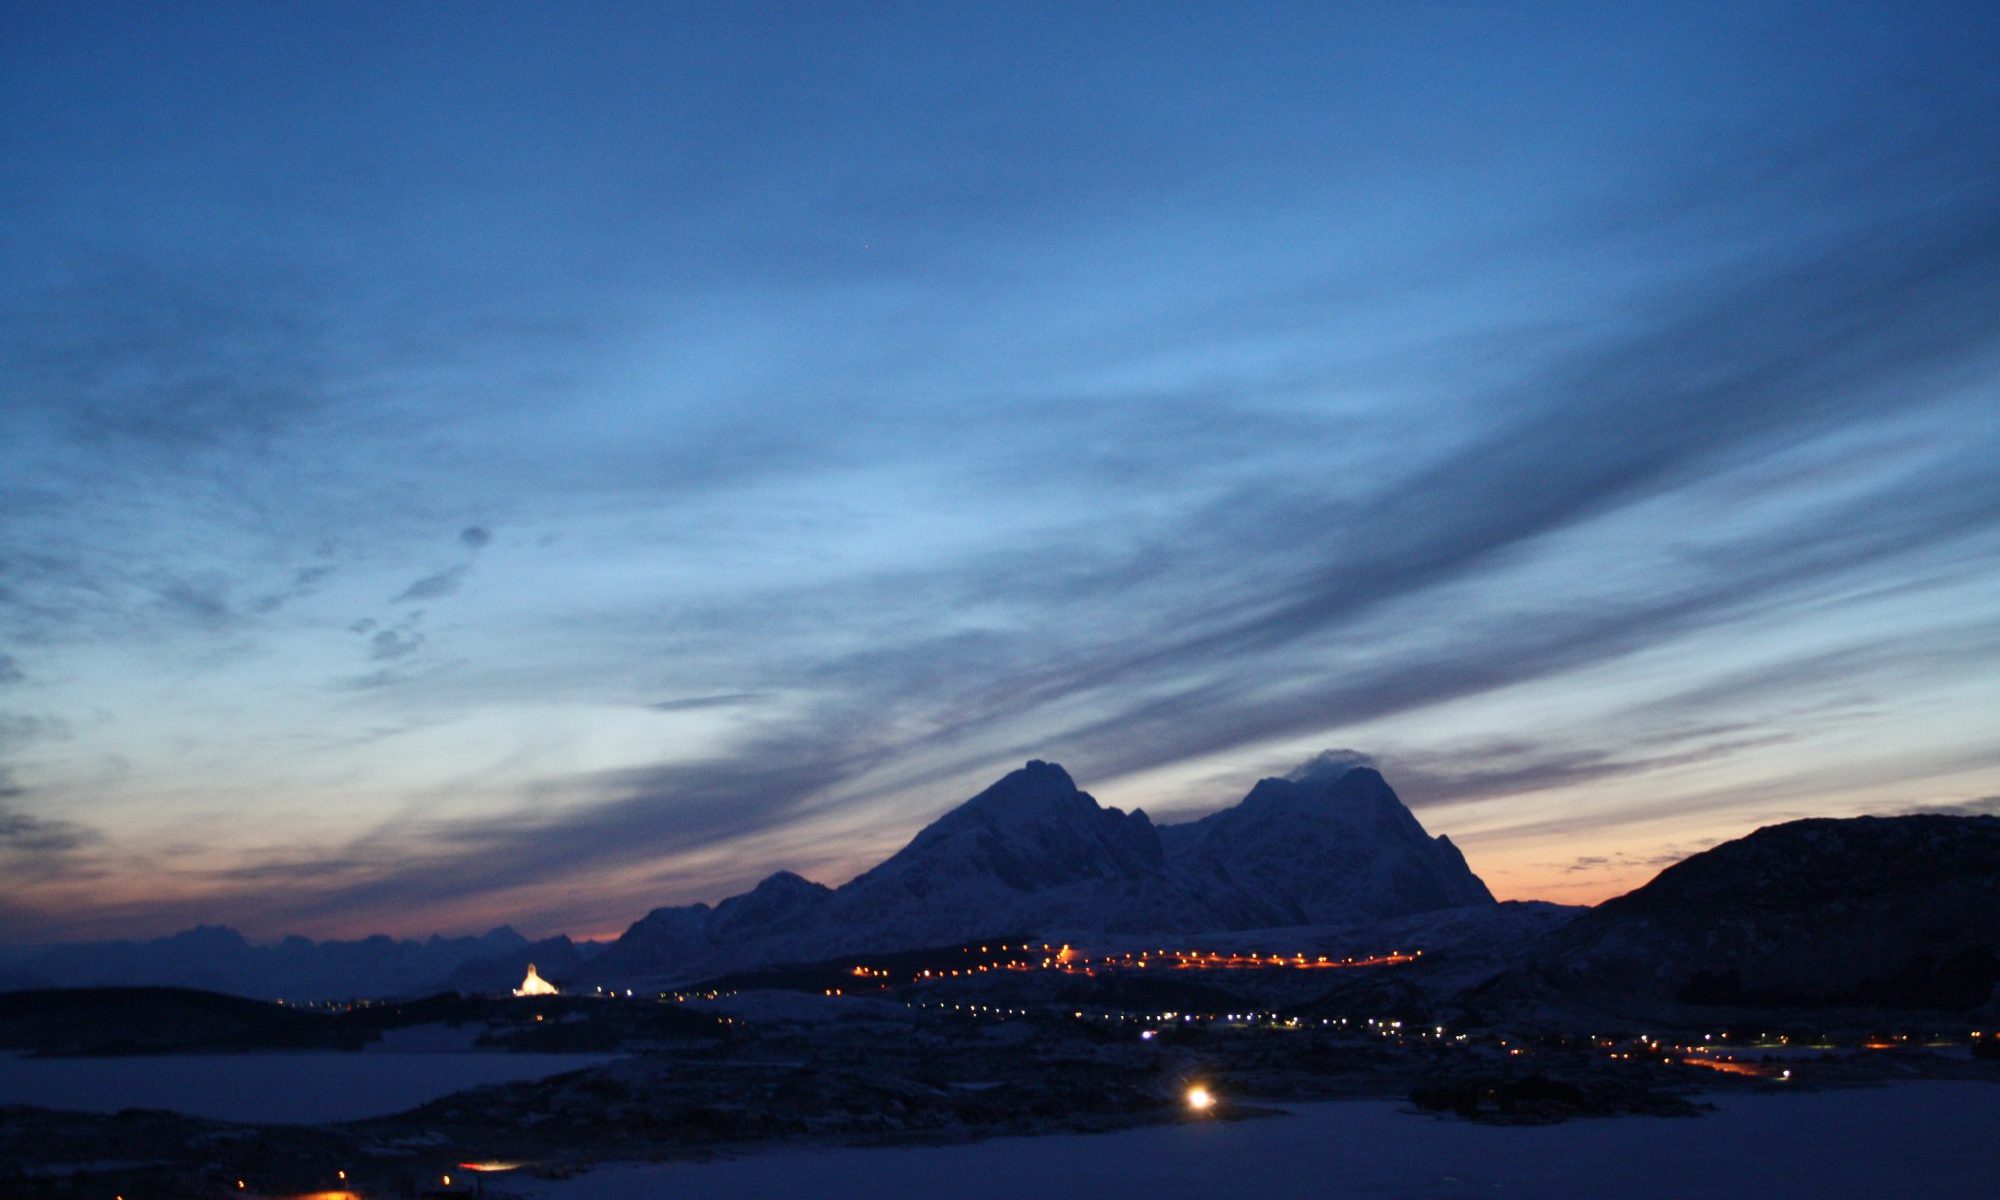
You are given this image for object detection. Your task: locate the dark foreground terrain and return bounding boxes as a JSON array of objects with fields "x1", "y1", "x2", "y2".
[
  {"x1": 4, "y1": 973, "x2": 1995, "y2": 1198},
  {"x1": 6, "y1": 811, "x2": 1997, "y2": 1196}
]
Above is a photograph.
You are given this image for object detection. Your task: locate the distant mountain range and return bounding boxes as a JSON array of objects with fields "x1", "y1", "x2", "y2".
[
  {"x1": 586, "y1": 756, "x2": 1493, "y2": 986},
  {"x1": 0, "y1": 923, "x2": 597, "y2": 1002},
  {"x1": 0, "y1": 754, "x2": 1489, "y2": 1002},
  {"x1": 11, "y1": 755, "x2": 1992, "y2": 1020}
]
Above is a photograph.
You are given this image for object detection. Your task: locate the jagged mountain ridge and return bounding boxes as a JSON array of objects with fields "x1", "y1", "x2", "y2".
[
  {"x1": 588, "y1": 757, "x2": 1494, "y2": 985},
  {"x1": 0, "y1": 924, "x2": 591, "y2": 1001}
]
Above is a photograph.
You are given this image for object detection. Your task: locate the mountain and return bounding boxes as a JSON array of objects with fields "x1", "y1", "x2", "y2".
[
  {"x1": 1507, "y1": 813, "x2": 2000, "y2": 1014},
  {"x1": 588, "y1": 757, "x2": 1495, "y2": 986},
  {"x1": 1167, "y1": 757, "x2": 1493, "y2": 924},
  {"x1": 0, "y1": 924, "x2": 543, "y2": 1001}
]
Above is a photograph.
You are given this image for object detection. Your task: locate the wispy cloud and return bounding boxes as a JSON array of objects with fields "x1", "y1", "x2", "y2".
[
  {"x1": 391, "y1": 565, "x2": 469, "y2": 604},
  {"x1": 155, "y1": 712, "x2": 895, "y2": 933},
  {"x1": 1552, "y1": 847, "x2": 1705, "y2": 876},
  {"x1": 1897, "y1": 795, "x2": 2000, "y2": 819},
  {"x1": 646, "y1": 693, "x2": 767, "y2": 713},
  {"x1": 0, "y1": 768, "x2": 102, "y2": 882},
  {"x1": 368, "y1": 628, "x2": 423, "y2": 661}
]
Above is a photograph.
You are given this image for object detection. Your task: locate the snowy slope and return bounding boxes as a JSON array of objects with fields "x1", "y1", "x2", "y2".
[
  {"x1": 1167, "y1": 760, "x2": 1494, "y2": 924},
  {"x1": 589, "y1": 756, "x2": 1497, "y2": 986}
]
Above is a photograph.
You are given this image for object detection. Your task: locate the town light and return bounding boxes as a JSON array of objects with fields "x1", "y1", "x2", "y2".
[{"x1": 1186, "y1": 1085, "x2": 1216, "y2": 1113}]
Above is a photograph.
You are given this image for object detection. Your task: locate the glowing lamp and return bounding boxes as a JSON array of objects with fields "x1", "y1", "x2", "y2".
[{"x1": 1186, "y1": 1085, "x2": 1216, "y2": 1113}]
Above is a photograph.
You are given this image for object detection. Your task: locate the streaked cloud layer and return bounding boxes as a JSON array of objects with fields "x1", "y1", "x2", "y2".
[{"x1": 3, "y1": 2, "x2": 1996, "y2": 940}]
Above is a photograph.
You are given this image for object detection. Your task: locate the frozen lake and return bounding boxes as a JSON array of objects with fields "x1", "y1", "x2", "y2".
[
  {"x1": 0, "y1": 1048, "x2": 616, "y2": 1124},
  {"x1": 519, "y1": 1081, "x2": 2000, "y2": 1200}
]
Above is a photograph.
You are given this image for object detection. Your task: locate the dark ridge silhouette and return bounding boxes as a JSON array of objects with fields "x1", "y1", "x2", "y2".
[{"x1": 1520, "y1": 814, "x2": 2000, "y2": 1013}]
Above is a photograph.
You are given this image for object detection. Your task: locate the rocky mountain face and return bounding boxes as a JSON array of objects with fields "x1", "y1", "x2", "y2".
[
  {"x1": 1515, "y1": 814, "x2": 2000, "y2": 1013},
  {"x1": 587, "y1": 757, "x2": 1496, "y2": 986},
  {"x1": 1168, "y1": 759, "x2": 1492, "y2": 925}
]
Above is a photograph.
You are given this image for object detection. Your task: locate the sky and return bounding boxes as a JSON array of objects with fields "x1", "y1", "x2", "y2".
[{"x1": 3, "y1": 2, "x2": 1998, "y2": 944}]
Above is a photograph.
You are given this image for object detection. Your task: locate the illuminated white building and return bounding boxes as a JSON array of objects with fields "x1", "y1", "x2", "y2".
[{"x1": 513, "y1": 962, "x2": 558, "y2": 996}]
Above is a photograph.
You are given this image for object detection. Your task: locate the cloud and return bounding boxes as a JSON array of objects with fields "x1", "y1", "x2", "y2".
[
  {"x1": 0, "y1": 769, "x2": 101, "y2": 868},
  {"x1": 338, "y1": 667, "x2": 413, "y2": 692},
  {"x1": 682, "y1": 126, "x2": 2000, "y2": 830},
  {"x1": 0, "y1": 655, "x2": 21, "y2": 685},
  {"x1": 269, "y1": 136, "x2": 2000, "y2": 931},
  {"x1": 248, "y1": 563, "x2": 335, "y2": 615},
  {"x1": 1146, "y1": 218, "x2": 1990, "y2": 672},
  {"x1": 646, "y1": 693, "x2": 768, "y2": 713},
  {"x1": 0, "y1": 714, "x2": 69, "y2": 751},
  {"x1": 3, "y1": 37, "x2": 1996, "y2": 942},
  {"x1": 391, "y1": 565, "x2": 469, "y2": 603},
  {"x1": 149, "y1": 577, "x2": 233, "y2": 631},
  {"x1": 353, "y1": 611, "x2": 428, "y2": 675},
  {"x1": 1554, "y1": 848, "x2": 1695, "y2": 875},
  {"x1": 1368, "y1": 732, "x2": 1798, "y2": 811},
  {"x1": 161, "y1": 713, "x2": 894, "y2": 933},
  {"x1": 967, "y1": 209, "x2": 1998, "y2": 793},
  {"x1": 1897, "y1": 795, "x2": 2000, "y2": 818},
  {"x1": 0, "y1": 808, "x2": 98, "y2": 857},
  {"x1": 369, "y1": 628, "x2": 423, "y2": 661},
  {"x1": 1283, "y1": 748, "x2": 1375, "y2": 782},
  {"x1": 0, "y1": 260, "x2": 333, "y2": 452}
]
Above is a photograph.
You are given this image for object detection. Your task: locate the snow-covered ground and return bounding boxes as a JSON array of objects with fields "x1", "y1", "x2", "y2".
[
  {"x1": 515, "y1": 1081, "x2": 2000, "y2": 1200},
  {"x1": 0, "y1": 1048, "x2": 616, "y2": 1124}
]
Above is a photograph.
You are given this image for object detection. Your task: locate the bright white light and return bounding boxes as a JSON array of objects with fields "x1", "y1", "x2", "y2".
[{"x1": 513, "y1": 963, "x2": 557, "y2": 997}]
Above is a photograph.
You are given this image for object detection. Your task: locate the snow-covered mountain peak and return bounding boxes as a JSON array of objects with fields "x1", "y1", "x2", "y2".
[
  {"x1": 744, "y1": 869, "x2": 826, "y2": 897},
  {"x1": 1232, "y1": 764, "x2": 1406, "y2": 827},
  {"x1": 949, "y1": 760, "x2": 1095, "y2": 825},
  {"x1": 1164, "y1": 755, "x2": 1493, "y2": 921},
  {"x1": 587, "y1": 755, "x2": 1494, "y2": 986},
  {"x1": 861, "y1": 760, "x2": 1164, "y2": 895}
]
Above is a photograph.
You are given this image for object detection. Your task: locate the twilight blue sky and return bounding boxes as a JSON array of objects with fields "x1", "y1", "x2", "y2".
[{"x1": 3, "y1": 2, "x2": 1997, "y2": 942}]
